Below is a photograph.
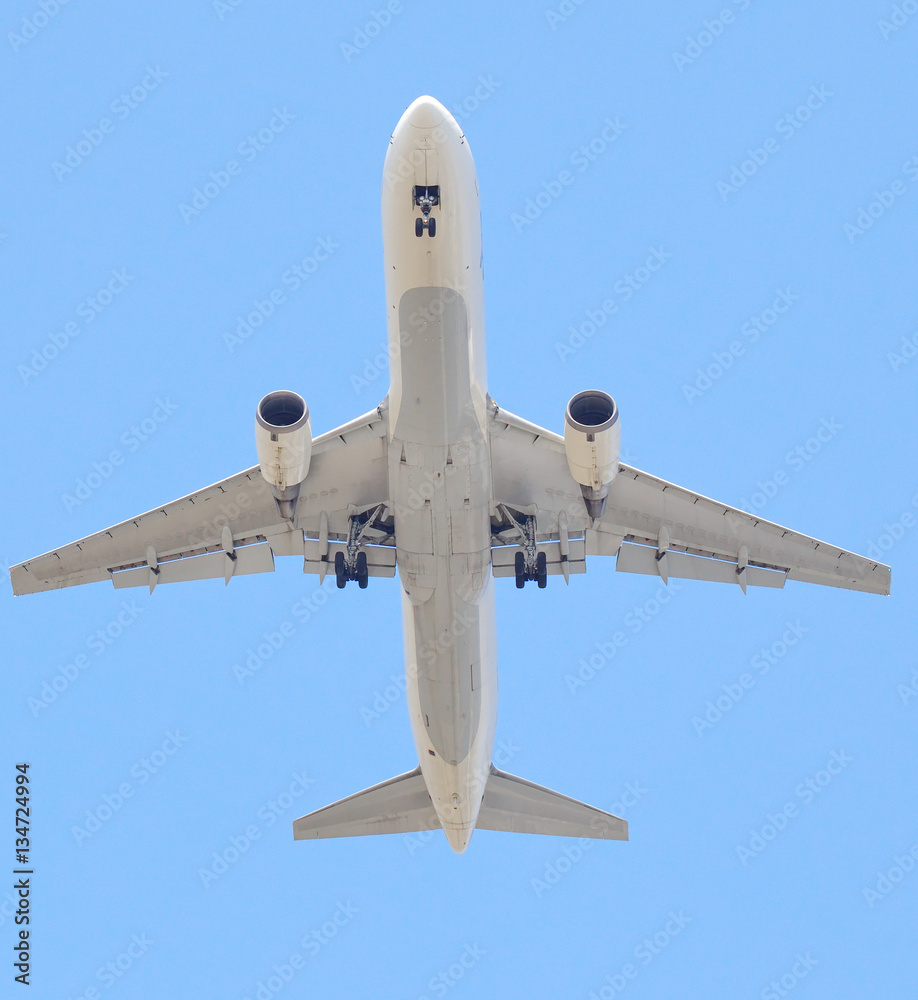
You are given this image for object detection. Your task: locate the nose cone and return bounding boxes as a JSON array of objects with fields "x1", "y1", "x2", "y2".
[{"x1": 405, "y1": 95, "x2": 447, "y2": 129}]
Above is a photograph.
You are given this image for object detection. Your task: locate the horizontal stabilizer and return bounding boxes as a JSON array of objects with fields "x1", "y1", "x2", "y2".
[
  {"x1": 476, "y1": 767, "x2": 627, "y2": 840},
  {"x1": 293, "y1": 766, "x2": 438, "y2": 841}
]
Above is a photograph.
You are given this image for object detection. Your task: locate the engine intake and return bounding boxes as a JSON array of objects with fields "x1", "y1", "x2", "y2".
[
  {"x1": 564, "y1": 389, "x2": 620, "y2": 518},
  {"x1": 255, "y1": 390, "x2": 312, "y2": 518}
]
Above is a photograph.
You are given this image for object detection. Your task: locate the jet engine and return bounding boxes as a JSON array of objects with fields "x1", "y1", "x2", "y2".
[
  {"x1": 563, "y1": 389, "x2": 620, "y2": 518},
  {"x1": 255, "y1": 390, "x2": 312, "y2": 519}
]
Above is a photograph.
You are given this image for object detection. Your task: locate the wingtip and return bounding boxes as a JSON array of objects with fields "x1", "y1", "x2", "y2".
[{"x1": 10, "y1": 563, "x2": 36, "y2": 597}]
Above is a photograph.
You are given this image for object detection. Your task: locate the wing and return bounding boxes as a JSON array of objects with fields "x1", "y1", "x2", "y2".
[
  {"x1": 488, "y1": 404, "x2": 891, "y2": 596},
  {"x1": 11, "y1": 407, "x2": 391, "y2": 596}
]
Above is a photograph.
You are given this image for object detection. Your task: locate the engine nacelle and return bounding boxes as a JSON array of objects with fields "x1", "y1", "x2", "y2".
[
  {"x1": 564, "y1": 389, "x2": 620, "y2": 518},
  {"x1": 255, "y1": 390, "x2": 312, "y2": 502}
]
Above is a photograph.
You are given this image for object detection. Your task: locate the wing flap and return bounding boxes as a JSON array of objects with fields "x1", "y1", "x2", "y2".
[
  {"x1": 476, "y1": 767, "x2": 627, "y2": 840},
  {"x1": 615, "y1": 540, "x2": 786, "y2": 589},
  {"x1": 111, "y1": 541, "x2": 275, "y2": 590},
  {"x1": 293, "y1": 767, "x2": 438, "y2": 840}
]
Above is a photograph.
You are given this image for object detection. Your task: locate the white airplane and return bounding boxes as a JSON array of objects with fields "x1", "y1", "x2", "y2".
[{"x1": 12, "y1": 96, "x2": 891, "y2": 854}]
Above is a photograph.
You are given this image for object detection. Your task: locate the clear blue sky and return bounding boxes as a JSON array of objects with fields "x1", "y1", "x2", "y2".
[{"x1": 3, "y1": 1, "x2": 917, "y2": 997}]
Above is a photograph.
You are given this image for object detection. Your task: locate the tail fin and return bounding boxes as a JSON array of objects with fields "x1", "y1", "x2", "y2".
[
  {"x1": 476, "y1": 767, "x2": 627, "y2": 840},
  {"x1": 292, "y1": 766, "x2": 438, "y2": 841}
]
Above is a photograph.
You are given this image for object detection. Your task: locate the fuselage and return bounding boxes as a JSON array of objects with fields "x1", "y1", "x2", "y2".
[{"x1": 381, "y1": 96, "x2": 496, "y2": 853}]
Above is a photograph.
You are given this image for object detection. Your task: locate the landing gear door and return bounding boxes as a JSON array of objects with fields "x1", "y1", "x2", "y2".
[{"x1": 412, "y1": 142, "x2": 437, "y2": 193}]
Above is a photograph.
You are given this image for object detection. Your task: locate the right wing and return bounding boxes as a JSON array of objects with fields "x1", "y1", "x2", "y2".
[
  {"x1": 488, "y1": 403, "x2": 890, "y2": 596},
  {"x1": 602, "y1": 462, "x2": 890, "y2": 595},
  {"x1": 11, "y1": 407, "x2": 391, "y2": 596}
]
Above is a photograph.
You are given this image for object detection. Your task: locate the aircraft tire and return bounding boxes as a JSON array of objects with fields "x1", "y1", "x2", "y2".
[{"x1": 514, "y1": 551, "x2": 526, "y2": 589}]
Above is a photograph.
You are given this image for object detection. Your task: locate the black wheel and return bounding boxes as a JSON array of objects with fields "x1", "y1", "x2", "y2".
[
  {"x1": 427, "y1": 216, "x2": 436, "y2": 237},
  {"x1": 334, "y1": 551, "x2": 347, "y2": 589},
  {"x1": 415, "y1": 217, "x2": 424, "y2": 237},
  {"x1": 514, "y1": 551, "x2": 526, "y2": 589},
  {"x1": 536, "y1": 551, "x2": 548, "y2": 589},
  {"x1": 356, "y1": 551, "x2": 368, "y2": 589}
]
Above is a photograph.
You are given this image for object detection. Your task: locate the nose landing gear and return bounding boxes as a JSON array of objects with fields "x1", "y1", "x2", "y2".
[{"x1": 413, "y1": 185, "x2": 439, "y2": 237}]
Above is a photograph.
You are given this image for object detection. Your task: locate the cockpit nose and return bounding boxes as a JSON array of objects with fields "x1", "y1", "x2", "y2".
[{"x1": 406, "y1": 95, "x2": 446, "y2": 129}]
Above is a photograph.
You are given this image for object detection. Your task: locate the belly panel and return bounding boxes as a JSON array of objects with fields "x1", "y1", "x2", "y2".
[{"x1": 394, "y1": 287, "x2": 478, "y2": 447}]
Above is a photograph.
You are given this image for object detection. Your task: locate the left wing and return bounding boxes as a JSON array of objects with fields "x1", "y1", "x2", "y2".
[
  {"x1": 11, "y1": 407, "x2": 391, "y2": 596},
  {"x1": 488, "y1": 404, "x2": 890, "y2": 596}
]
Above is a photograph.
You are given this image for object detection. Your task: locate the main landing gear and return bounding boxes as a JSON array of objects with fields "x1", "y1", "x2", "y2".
[
  {"x1": 413, "y1": 185, "x2": 439, "y2": 237},
  {"x1": 334, "y1": 504, "x2": 390, "y2": 589},
  {"x1": 494, "y1": 504, "x2": 547, "y2": 589}
]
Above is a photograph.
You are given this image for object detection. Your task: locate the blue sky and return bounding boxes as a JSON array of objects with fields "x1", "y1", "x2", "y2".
[{"x1": 2, "y1": 1, "x2": 917, "y2": 997}]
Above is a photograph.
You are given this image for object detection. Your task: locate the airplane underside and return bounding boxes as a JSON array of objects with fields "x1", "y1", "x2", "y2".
[{"x1": 10, "y1": 96, "x2": 890, "y2": 855}]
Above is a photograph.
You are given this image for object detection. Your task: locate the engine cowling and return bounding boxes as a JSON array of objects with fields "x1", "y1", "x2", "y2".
[
  {"x1": 564, "y1": 389, "x2": 620, "y2": 517},
  {"x1": 255, "y1": 390, "x2": 312, "y2": 492}
]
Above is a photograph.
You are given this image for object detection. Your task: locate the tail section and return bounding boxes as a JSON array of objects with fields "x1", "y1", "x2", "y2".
[
  {"x1": 292, "y1": 764, "x2": 627, "y2": 845},
  {"x1": 476, "y1": 767, "x2": 627, "y2": 840},
  {"x1": 293, "y1": 767, "x2": 438, "y2": 841}
]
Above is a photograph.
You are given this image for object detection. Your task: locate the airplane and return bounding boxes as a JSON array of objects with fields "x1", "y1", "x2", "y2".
[{"x1": 11, "y1": 96, "x2": 891, "y2": 854}]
